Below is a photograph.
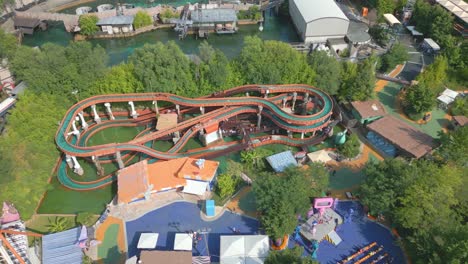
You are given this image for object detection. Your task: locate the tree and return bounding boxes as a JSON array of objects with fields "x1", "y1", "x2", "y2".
[
  {"x1": 265, "y1": 246, "x2": 318, "y2": 264},
  {"x1": 450, "y1": 97, "x2": 468, "y2": 117},
  {"x1": 429, "y1": 5, "x2": 454, "y2": 44},
  {"x1": 403, "y1": 83, "x2": 435, "y2": 118},
  {"x1": 379, "y1": 43, "x2": 408, "y2": 72},
  {"x1": 338, "y1": 58, "x2": 375, "y2": 101},
  {"x1": 216, "y1": 174, "x2": 237, "y2": 198},
  {"x1": 0, "y1": 0, "x2": 15, "y2": 13},
  {"x1": 79, "y1": 15, "x2": 99, "y2": 36},
  {"x1": 337, "y1": 133, "x2": 360, "y2": 158},
  {"x1": 369, "y1": 25, "x2": 390, "y2": 47},
  {"x1": 159, "y1": 8, "x2": 179, "y2": 20},
  {"x1": 376, "y1": 0, "x2": 396, "y2": 16},
  {"x1": 418, "y1": 56, "x2": 448, "y2": 92},
  {"x1": 47, "y1": 217, "x2": 70, "y2": 233},
  {"x1": 308, "y1": 50, "x2": 341, "y2": 95},
  {"x1": 237, "y1": 36, "x2": 315, "y2": 85},
  {"x1": 129, "y1": 42, "x2": 197, "y2": 96},
  {"x1": 0, "y1": 29, "x2": 17, "y2": 59},
  {"x1": 437, "y1": 126, "x2": 468, "y2": 167},
  {"x1": 76, "y1": 212, "x2": 96, "y2": 226},
  {"x1": 84, "y1": 63, "x2": 144, "y2": 97},
  {"x1": 134, "y1": 11, "x2": 153, "y2": 29}
]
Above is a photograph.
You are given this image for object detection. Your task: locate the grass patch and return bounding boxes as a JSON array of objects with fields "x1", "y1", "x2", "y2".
[
  {"x1": 98, "y1": 224, "x2": 125, "y2": 264},
  {"x1": 38, "y1": 176, "x2": 115, "y2": 214},
  {"x1": 238, "y1": 190, "x2": 256, "y2": 213},
  {"x1": 87, "y1": 126, "x2": 144, "y2": 146},
  {"x1": 153, "y1": 140, "x2": 173, "y2": 151},
  {"x1": 328, "y1": 168, "x2": 365, "y2": 190}
]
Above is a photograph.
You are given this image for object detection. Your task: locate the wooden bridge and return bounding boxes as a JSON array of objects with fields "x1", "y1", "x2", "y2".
[
  {"x1": 375, "y1": 73, "x2": 411, "y2": 86},
  {"x1": 15, "y1": 11, "x2": 79, "y2": 32}
]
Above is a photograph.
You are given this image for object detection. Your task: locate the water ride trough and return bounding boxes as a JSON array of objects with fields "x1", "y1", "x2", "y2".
[{"x1": 55, "y1": 84, "x2": 335, "y2": 190}]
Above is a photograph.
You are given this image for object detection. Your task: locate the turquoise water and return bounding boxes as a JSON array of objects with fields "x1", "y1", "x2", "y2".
[{"x1": 22, "y1": 12, "x2": 300, "y2": 65}]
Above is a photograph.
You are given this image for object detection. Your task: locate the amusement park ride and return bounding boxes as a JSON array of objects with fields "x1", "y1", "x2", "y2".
[{"x1": 55, "y1": 84, "x2": 337, "y2": 190}]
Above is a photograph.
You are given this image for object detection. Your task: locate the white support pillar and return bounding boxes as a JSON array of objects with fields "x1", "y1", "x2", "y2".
[
  {"x1": 264, "y1": 89, "x2": 269, "y2": 98},
  {"x1": 115, "y1": 151, "x2": 124, "y2": 169},
  {"x1": 292, "y1": 92, "x2": 297, "y2": 110},
  {"x1": 152, "y1": 100, "x2": 159, "y2": 114},
  {"x1": 200, "y1": 106, "x2": 205, "y2": 115},
  {"x1": 246, "y1": 92, "x2": 249, "y2": 97},
  {"x1": 287, "y1": 130, "x2": 293, "y2": 138},
  {"x1": 71, "y1": 156, "x2": 84, "y2": 176},
  {"x1": 65, "y1": 155, "x2": 73, "y2": 169},
  {"x1": 91, "y1": 105, "x2": 101, "y2": 124},
  {"x1": 257, "y1": 105, "x2": 263, "y2": 129},
  {"x1": 71, "y1": 117, "x2": 80, "y2": 137},
  {"x1": 175, "y1": 104, "x2": 180, "y2": 116},
  {"x1": 301, "y1": 132, "x2": 305, "y2": 139},
  {"x1": 92, "y1": 156, "x2": 104, "y2": 176},
  {"x1": 282, "y1": 97, "x2": 287, "y2": 108},
  {"x1": 104, "y1": 103, "x2": 115, "y2": 120},
  {"x1": 128, "y1": 101, "x2": 138, "y2": 119},
  {"x1": 77, "y1": 112, "x2": 88, "y2": 130}
]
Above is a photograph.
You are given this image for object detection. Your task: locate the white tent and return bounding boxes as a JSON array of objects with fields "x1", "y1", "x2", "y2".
[
  {"x1": 174, "y1": 233, "x2": 193, "y2": 251},
  {"x1": 383, "y1": 13, "x2": 401, "y2": 26},
  {"x1": 437, "y1": 88, "x2": 459, "y2": 107},
  {"x1": 423, "y1": 38, "x2": 441, "y2": 51},
  {"x1": 307, "y1": 150, "x2": 333, "y2": 163},
  {"x1": 137, "y1": 233, "x2": 159, "y2": 249},
  {"x1": 182, "y1": 180, "x2": 208, "y2": 196},
  {"x1": 220, "y1": 235, "x2": 269, "y2": 264}
]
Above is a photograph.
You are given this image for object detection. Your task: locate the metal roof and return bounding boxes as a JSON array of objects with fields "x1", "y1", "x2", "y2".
[
  {"x1": 347, "y1": 21, "x2": 371, "y2": 43},
  {"x1": 266, "y1": 151, "x2": 298, "y2": 172},
  {"x1": 96, "y1": 15, "x2": 134, "y2": 25},
  {"x1": 191, "y1": 9, "x2": 237, "y2": 23},
  {"x1": 436, "y1": 0, "x2": 468, "y2": 23},
  {"x1": 42, "y1": 227, "x2": 83, "y2": 264},
  {"x1": 292, "y1": 0, "x2": 349, "y2": 23}
]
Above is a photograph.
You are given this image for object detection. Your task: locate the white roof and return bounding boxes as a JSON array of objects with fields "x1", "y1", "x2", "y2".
[
  {"x1": 0, "y1": 97, "x2": 16, "y2": 114},
  {"x1": 384, "y1": 13, "x2": 401, "y2": 25},
  {"x1": 423, "y1": 38, "x2": 441, "y2": 51},
  {"x1": 220, "y1": 235, "x2": 269, "y2": 263},
  {"x1": 174, "y1": 233, "x2": 193, "y2": 251},
  {"x1": 442, "y1": 88, "x2": 459, "y2": 99},
  {"x1": 292, "y1": 0, "x2": 349, "y2": 23},
  {"x1": 436, "y1": 0, "x2": 468, "y2": 23},
  {"x1": 307, "y1": 150, "x2": 333, "y2": 163},
  {"x1": 137, "y1": 233, "x2": 159, "y2": 249},
  {"x1": 406, "y1": 26, "x2": 423, "y2": 36},
  {"x1": 438, "y1": 88, "x2": 459, "y2": 104},
  {"x1": 182, "y1": 180, "x2": 208, "y2": 196}
]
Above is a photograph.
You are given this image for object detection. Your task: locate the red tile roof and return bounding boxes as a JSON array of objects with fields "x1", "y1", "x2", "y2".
[{"x1": 453, "y1": 116, "x2": 468, "y2": 126}]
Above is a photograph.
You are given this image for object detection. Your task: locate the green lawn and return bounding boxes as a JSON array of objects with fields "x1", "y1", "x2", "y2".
[
  {"x1": 378, "y1": 83, "x2": 448, "y2": 138},
  {"x1": 153, "y1": 140, "x2": 173, "y2": 151},
  {"x1": 38, "y1": 176, "x2": 115, "y2": 214},
  {"x1": 98, "y1": 224, "x2": 124, "y2": 264},
  {"x1": 328, "y1": 168, "x2": 365, "y2": 190},
  {"x1": 238, "y1": 191, "x2": 256, "y2": 213},
  {"x1": 87, "y1": 126, "x2": 144, "y2": 146}
]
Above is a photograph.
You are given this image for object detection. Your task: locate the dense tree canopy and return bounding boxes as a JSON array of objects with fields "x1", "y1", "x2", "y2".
[
  {"x1": 437, "y1": 126, "x2": 468, "y2": 167},
  {"x1": 379, "y1": 43, "x2": 408, "y2": 72},
  {"x1": 338, "y1": 133, "x2": 360, "y2": 158},
  {"x1": 265, "y1": 246, "x2": 318, "y2": 264},
  {"x1": 130, "y1": 42, "x2": 198, "y2": 96},
  {"x1": 237, "y1": 36, "x2": 315, "y2": 85},
  {"x1": 308, "y1": 50, "x2": 341, "y2": 95},
  {"x1": 10, "y1": 42, "x2": 107, "y2": 101},
  {"x1": 338, "y1": 58, "x2": 375, "y2": 101},
  {"x1": 133, "y1": 11, "x2": 153, "y2": 29},
  {"x1": 0, "y1": 28, "x2": 18, "y2": 59},
  {"x1": 78, "y1": 15, "x2": 99, "y2": 36}
]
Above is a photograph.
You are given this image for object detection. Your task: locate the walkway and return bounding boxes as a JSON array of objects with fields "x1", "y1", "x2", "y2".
[{"x1": 95, "y1": 216, "x2": 126, "y2": 263}]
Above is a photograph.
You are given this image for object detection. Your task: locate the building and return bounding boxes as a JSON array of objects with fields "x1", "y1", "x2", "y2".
[
  {"x1": 367, "y1": 116, "x2": 436, "y2": 159},
  {"x1": 138, "y1": 250, "x2": 192, "y2": 264},
  {"x1": 351, "y1": 100, "x2": 386, "y2": 124},
  {"x1": 191, "y1": 8, "x2": 237, "y2": 36},
  {"x1": 117, "y1": 158, "x2": 219, "y2": 204},
  {"x1": 436, "y1": 0, "x2": 467, "y2": 36},
  {"x1": 452, "y1": 115, "x2": 468, "y2": 128},
  {"x1": 289, "y1": 0, "x2": 349, "y2": 43},
  {"x1": 13, "y1": 17, "x2": 46, "y2": 35},
  {"x1": 96, "y1": 15, "x2": 134, "y2": 34}
]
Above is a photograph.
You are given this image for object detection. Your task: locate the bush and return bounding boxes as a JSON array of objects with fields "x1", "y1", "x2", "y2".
[
  {"x1": 450, "y1": 97, "x2": 468, "y2": 116},
  {"x1": 79, "y1": 15, "x2": 99, "y2": 36},
  {"x1": 134, "y1": 11, "x2": 153, "y2": 29},
  {"x1": 76, "y1": 212, "x2": 96, "y2": 226},
  {"x1": 339, "y1": 48, "x2": 350, "y2": 58},
  {"x1": 237, "y1": 6, "x2": 262, "y2": 21},
  {"x1": 216, "y1": 174, "x2": 237, "y2": 198},
  {"x1": 338, "y1": 133, "x2": 360, "y2": 158},
  {"x1": 159, "y1": 8, "x2": 179, "y2": 20},
  {"x1": 379, "y1": 43, "x2": 408, "y2": 72},
  {"x1": 369, "y1": 25, "x2": 390, "y2": 47}
]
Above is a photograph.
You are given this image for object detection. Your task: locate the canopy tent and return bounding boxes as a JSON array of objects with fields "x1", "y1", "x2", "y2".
[
  {"x1": 383, "y1": 14, "x2": 401, "y2": 26},
  {"x1": 182, "y1": 180, "x2": 208, "y2": 196},
  {"x1": 174, "y1": 233, "x2": 193, "y2": 251},
  {"x1": 422, "y1": 38, "x2": 441, "y2": 52},
  {"x1": 220, "y1": 235, "x2": 269, "y2": 264},
  {"x1": 437, "y1": 88, "x2": 459, "y2": 106},
  {"x1": 307, "y1": 150, "x2": 333, "y2": 163},
  {"x1": 137, "y1": 233, "x2": 159, "y2": 249}
]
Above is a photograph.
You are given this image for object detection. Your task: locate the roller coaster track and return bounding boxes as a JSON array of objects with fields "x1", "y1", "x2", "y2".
[{"x1": 55, "y1": 84, "x2": 334, "y2": 190}]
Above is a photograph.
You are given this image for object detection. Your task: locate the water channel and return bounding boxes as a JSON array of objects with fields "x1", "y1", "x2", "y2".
[{"x1": 22, "y1": 10, "x2": 300, "y2": 65}]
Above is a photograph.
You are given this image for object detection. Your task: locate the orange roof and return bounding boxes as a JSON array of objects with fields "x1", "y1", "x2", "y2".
[
  {"x1": 204, "y1": 123, "x2": 219, "y2": 134},
  {"x1": 117, "y1": 160, "x2": 149, "y2": 204},
  {"x1": 156, "y1": 114, "x2": 178, "y2": 131}
]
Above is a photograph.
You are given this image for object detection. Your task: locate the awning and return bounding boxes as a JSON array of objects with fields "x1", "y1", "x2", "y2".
[
  {"x1": 423, "y1": 38, "x2": 441, "y2": 51},
  {"x1": 384, "y1": 13, "x2": 401, "y2": 25},
  {"x1": 137, "y1": 233, "x2": 159, "y2": 249},
  {"x1": 174, "y1": 233, "x2": 193, "y2": 251},
  {"x1": 182, "y1": 180, "x2": 208, "y2": 196},
  {"x1": 307, "y1": 150, "x2": 333, "y2": 163},
  {"x1": 220, "y1": 235, "x2": 269, "y2": 263}
]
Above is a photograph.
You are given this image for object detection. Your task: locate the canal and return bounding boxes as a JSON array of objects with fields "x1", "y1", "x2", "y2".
[{"x1": 21, "y1": 12, "x2": 300, "y2": 65}]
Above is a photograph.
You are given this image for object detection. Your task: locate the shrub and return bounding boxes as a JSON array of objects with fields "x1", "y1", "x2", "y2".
[
  {"x1": 237, "y1": 6, "x2": 262, "y2": 21},
  {"x1": 79, "y1": 15, "x2": 99, "y2": 35},
  {"x1": 216, "y1": 174, "x2": 237, "y2": 198},
  {"x1": 450, "y1": 97, "x2": 468, "y2": 116},
  {"x1": 134, "y1": 11, "x2": 153, "y2": 29},
  {"x1": 338, "y1": 133, "x2": 360, "y2": 158},
  {"x1": 159, "y1": 8, "x2": 179, "y2": 20},
  {"x1": 76, "y1": 212, "x2": 96, "y2": 226}
]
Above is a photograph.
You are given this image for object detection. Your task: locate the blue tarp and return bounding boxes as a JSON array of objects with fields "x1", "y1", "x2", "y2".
[
  {"x1": 42, "y1": 227, "x2": 83, "y2": 264},
  {"x1": 266, "y1": 151, "x2": 298, "y2": 172},
  {"x1": 367, "y1": 131, "x2": 397, "y2": 157}
]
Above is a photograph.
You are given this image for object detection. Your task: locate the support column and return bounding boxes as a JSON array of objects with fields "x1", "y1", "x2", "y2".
[
  {"x1": 71, "y1": 118, "x2": 80, "y2": 137},
  {"x1": 292, "y1": 92, "x2": 297, "y2": 110},
  {"x1": 246, "y1": 92, "x2": 249, "y2": 97},
  {"x1": 77, "y1": 112, "x2": 88, "y2": 130},
  {"x1": 301, "y1": 132, "x2": 305, "y2": 139},
  {"x1": 92, "y1": 156, "x2": 104, "y2": 176},
  {"x1": 175, "y1": 104, "x2": 180, "y2": 116},
  {"x1": 71, "y1": 156, "x2": 84, "y2": 176},
  {"x1": 128, "y1": 101, "x2": 138, "y2": 119},
  {"x1": 304, "y1": 92, "x2": 309, "y2": 103},
  {"x1": 91, "y1": 105, "x2": 101, "y2": 124},
  {"x1": 152, "y1": 101, "x2": 159, "y2": 114},
  {"x1": 200, "y1": 106, "x2": 205, "y2": 115},
  {"x1": 65, "y1": 155, "x2": 73, "y2": 169},
  {"x1": 264, "y1": 89, "x2": 269, "y2": 99},
  {"x1": 115, "y1": 151, "x2": 124, "y2": 169},
  {"x1": 287, "y1": 130, "x2": 293, "y2": 138},
  {"x1": 104, "y1": 103, "x2": 115, "y2": 120},
  {"x1": 257, "y1": 105, "x2": 263, "y2": 129},
  {"x1": 282, "y1": 97, "x2": 287, "y2": 108}
]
